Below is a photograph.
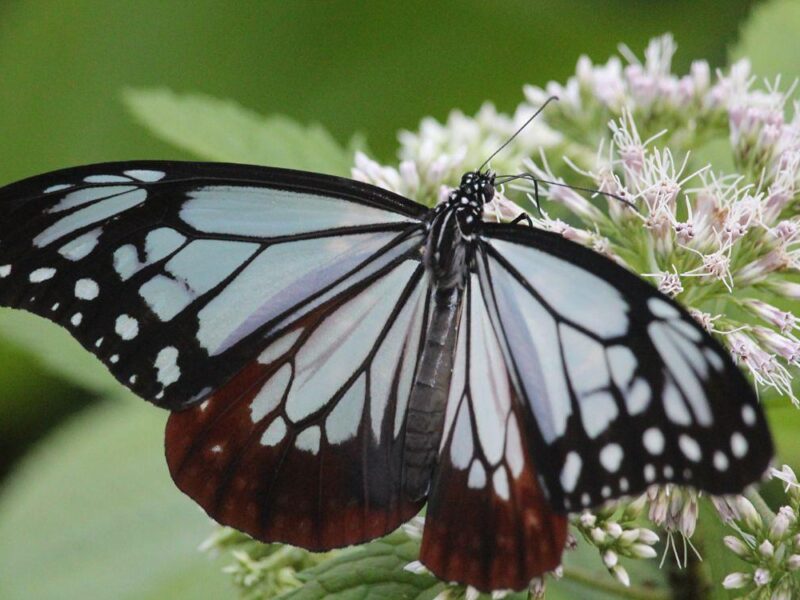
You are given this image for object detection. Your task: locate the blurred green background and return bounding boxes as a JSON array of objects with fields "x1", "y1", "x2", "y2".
[{"x1": 1, "y1": 1, "x2": 799, "y2": 598}]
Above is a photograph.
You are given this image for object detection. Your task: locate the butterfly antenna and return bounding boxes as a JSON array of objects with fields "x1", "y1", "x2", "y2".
[
  {"x1": 495, "y1": 172, "x2": 640, "y2": 213},
  {"x1": 478, "y1": 95, "x2": 559, "y2": 173}
]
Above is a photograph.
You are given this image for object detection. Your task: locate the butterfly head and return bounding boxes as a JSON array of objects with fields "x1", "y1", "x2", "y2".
[{"x1": 452, "y1": 171, "x2": 496, "y2": 207}]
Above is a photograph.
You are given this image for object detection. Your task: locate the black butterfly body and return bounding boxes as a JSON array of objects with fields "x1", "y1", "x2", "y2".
[{"x1": 0, "y1": 161, "x2": 773, "y2": 591}]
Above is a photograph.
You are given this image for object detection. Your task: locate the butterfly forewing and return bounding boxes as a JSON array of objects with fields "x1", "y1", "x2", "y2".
[
  {"x1": 477, "y1": 224, "x2": 773, "y2": 511},
  {"x1": 0, "y1": 162, "x2": 425, "y2": 410},
  {"x1": 421, "y1": 273, "x2": 567, "y2": 592}
]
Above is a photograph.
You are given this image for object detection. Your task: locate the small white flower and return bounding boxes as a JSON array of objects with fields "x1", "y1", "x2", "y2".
[
  {"x1": 769, "y1": 510, "x2": 793, "y2": 541},
  {"x1": 404, "y1": 561, "x2": 428, "y2": 575},
  {"x1": 528, "y1": 576, "x2": 546, "y2": 599},
  {"x1": 723, "y1": 572, "x2": 750, "y2": 589},
  {"x1": 603, "y1": 549, "x2": 619, "y2": 569},
  {"x1": 611, "y1": 565, "x2": 630, "y2": 587},
  {"x1": 724, "y1": 535, "x2": 750, "y2": 557},
  {"x1": 753, "y1": 567, "x2": 771, "y2": 587},
  {"x1": 787, "y1": 554, "x2": 800, "y2": 571},
  {"x1": 401, "y1": 516, "x2": 425, "y2": 541},
  {"x1": 629, "y1": 543, "x2": 658, "y2": 559},
  {"x1": 735, "y1": 496, "x2": 763, "y2": 531}
]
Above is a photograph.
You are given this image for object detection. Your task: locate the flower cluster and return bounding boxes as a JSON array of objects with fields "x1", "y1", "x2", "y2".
[
  {"x1": 572, "y1": 498, "x2": 660, "y2": 587},
  {"x1": 719, "y1": 466, "x2": 800, "y2": 598},
  {"x1": 356, "y1": 33, "x2": 800, "y2": 403},
  {"x1": 199, "y1": 526, "x2": 328, "y2": 597}
]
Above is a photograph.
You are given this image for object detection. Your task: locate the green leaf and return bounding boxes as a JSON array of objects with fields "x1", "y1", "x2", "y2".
[
  {"x1": 0, "y1": 308, "x2": 119, "y2": 393},
  {"x1": 0, "y1": 394, "x2": 233, "y2": 599},
  {"x1": 123, "y1": 88, "x2": 353, "y2": 175},
  {"x1": 730, "y1": 0, "x2": 800, "y2": 79},
  {"x1": 277, "y1": 532, "x2": 443, "y2": 600}
]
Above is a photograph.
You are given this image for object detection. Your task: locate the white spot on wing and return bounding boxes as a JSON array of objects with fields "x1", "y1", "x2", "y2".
[
  {"x1": 58, "y1": 228, "x2": 102, "y2": 261},
  {"x1": 84, "y1": 175, "x2": 132, "y2": 184},
  {"x1": 626, "y1": 378, "x2": 651, "y2": 414},
  {"x1": 648, "y1": 297, "x2": 680, "y2": 319},
  {"x1": 261, "y1": 417, "x2": 287, "y2": 447},
  {"x1": 663, "y1": 378, "x2": 691, "y2": 425},
  {"x1": 731, "y1": 432, "x2": 748, "y2": 458},
  {"x1": 70, "y1": 313, "x2": 83, "y2": 326},
  {"x1": 250, "y1": 363, "x2": 292, "y2": 423},
  {"x1": 138, "y1": 275, "x2": 193, "y2": 321},
  {"x1": 0, "y1": 265, "x2": 10, "y2": 278},
  {"x1": 714, "y1": 451, "x2": 729, "y2": 471},
  {"x1": 704, "y1": 348, "x2": 725, "y2": 371},
  {"x1": 258, "y1": 329, "x2": 303, "y2": 365},
  {"x1": 608, "y1": 345, "x2": 637, "y2": 390},
  {"x1": 468, "y1": 461, "x2": 486, "y2": 489},
  {"x1": 560, "y1": 451, "x2": 582, "y2": 493},
  {"x1": 599, "y1": 443, "x2": 623, "y2": 472},
  {"x1": 505, "y1": 416, "x2": 525, "y2": 478},
  {"x1": 742, "y1": 405, "x2": 756, "y2": 426},
  {"x1": 155, "y1": 346, "x2": 181, "y2": 387},
  {"x1": 492, "y1": 467, "x2": 510, "y2": 501},
  {"x1": 449, "y1": 400, "x2": 474, "y2": 470},
  {"x1": 671, "y1": 318, "x2": 702, "y2": 342},
  {"x1": 75, "y1": 278, "x2": 99, "y2": 300},
  {"x1": 115, "y1": 314, "x2": 139, "y2": 340},
  {"x1": 643, "y1": 427, "x2": 665, "y2": 454},
  {"x1": 44, "y1": 183, "x2": 72, "y2": 194},
  {"x1": 29, "y1": 268, "x2": 56, "y2": 283},
  {"x1": 580, "y1": 391, "x2": 618, "y2": 439},
  {"x1": 295, "y1": 426, "x2": 321, "y2": 454},
  {"x1": 679, "y1": 434, "x2": 702, "y2": 462},
  {"x1": 124, "y1": 169, "x2": 166, "y2": 182},
  {"x1": 325, "y1": 374, "x2": 366, "y2": 444}
]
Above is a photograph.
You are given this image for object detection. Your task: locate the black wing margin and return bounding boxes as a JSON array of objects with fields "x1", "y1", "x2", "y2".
[
  {"x1": 0, "y1": 161, "x2": 426, "y2": 410},
  {"x1": 476, "y1": 223, "x2": 773, "y2": 512}
]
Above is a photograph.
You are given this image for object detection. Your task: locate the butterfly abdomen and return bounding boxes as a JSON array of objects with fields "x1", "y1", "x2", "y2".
[{"x1": 402, "y1": 286, "x2": 463, "y2": 500}]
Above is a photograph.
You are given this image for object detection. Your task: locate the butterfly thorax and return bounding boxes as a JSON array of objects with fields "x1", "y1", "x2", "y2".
[{"x1": 423, "y1": 171, "x2": 495, "y2": 290}]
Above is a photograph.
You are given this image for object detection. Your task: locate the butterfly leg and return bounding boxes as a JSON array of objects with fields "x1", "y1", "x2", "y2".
[{"x1": 510, "y1": 213, "x2": 534, "y2": 227}]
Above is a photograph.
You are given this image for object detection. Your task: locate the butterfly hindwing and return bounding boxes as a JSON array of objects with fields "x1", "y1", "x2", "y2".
[
  {"x1": 477, "y1": 224, "x2": 774, "y2": 511},
  {"x1": 0, "y1": 161, "x2": 425, "y2": 410},
  {"x1": 421, "y1": 273, "x2": 567, "y2": 592},
  {"x1": 165, "y1": 259, "x2": 432, "y2": 549}
]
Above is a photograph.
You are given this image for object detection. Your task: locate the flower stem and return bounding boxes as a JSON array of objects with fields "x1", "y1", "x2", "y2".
[{"x1": 561, "y1": 565, "x2": 670, "y2": 600}]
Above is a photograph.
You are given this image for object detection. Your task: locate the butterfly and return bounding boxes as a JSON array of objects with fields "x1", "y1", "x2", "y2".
[{"x1": 0, "y1": 152, "x2": 773, "y2": 591}]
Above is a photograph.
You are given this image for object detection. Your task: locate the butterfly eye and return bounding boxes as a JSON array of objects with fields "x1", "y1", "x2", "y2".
[{"x1": 482, "y1": 182, "x2": 495, "y2": 202}]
